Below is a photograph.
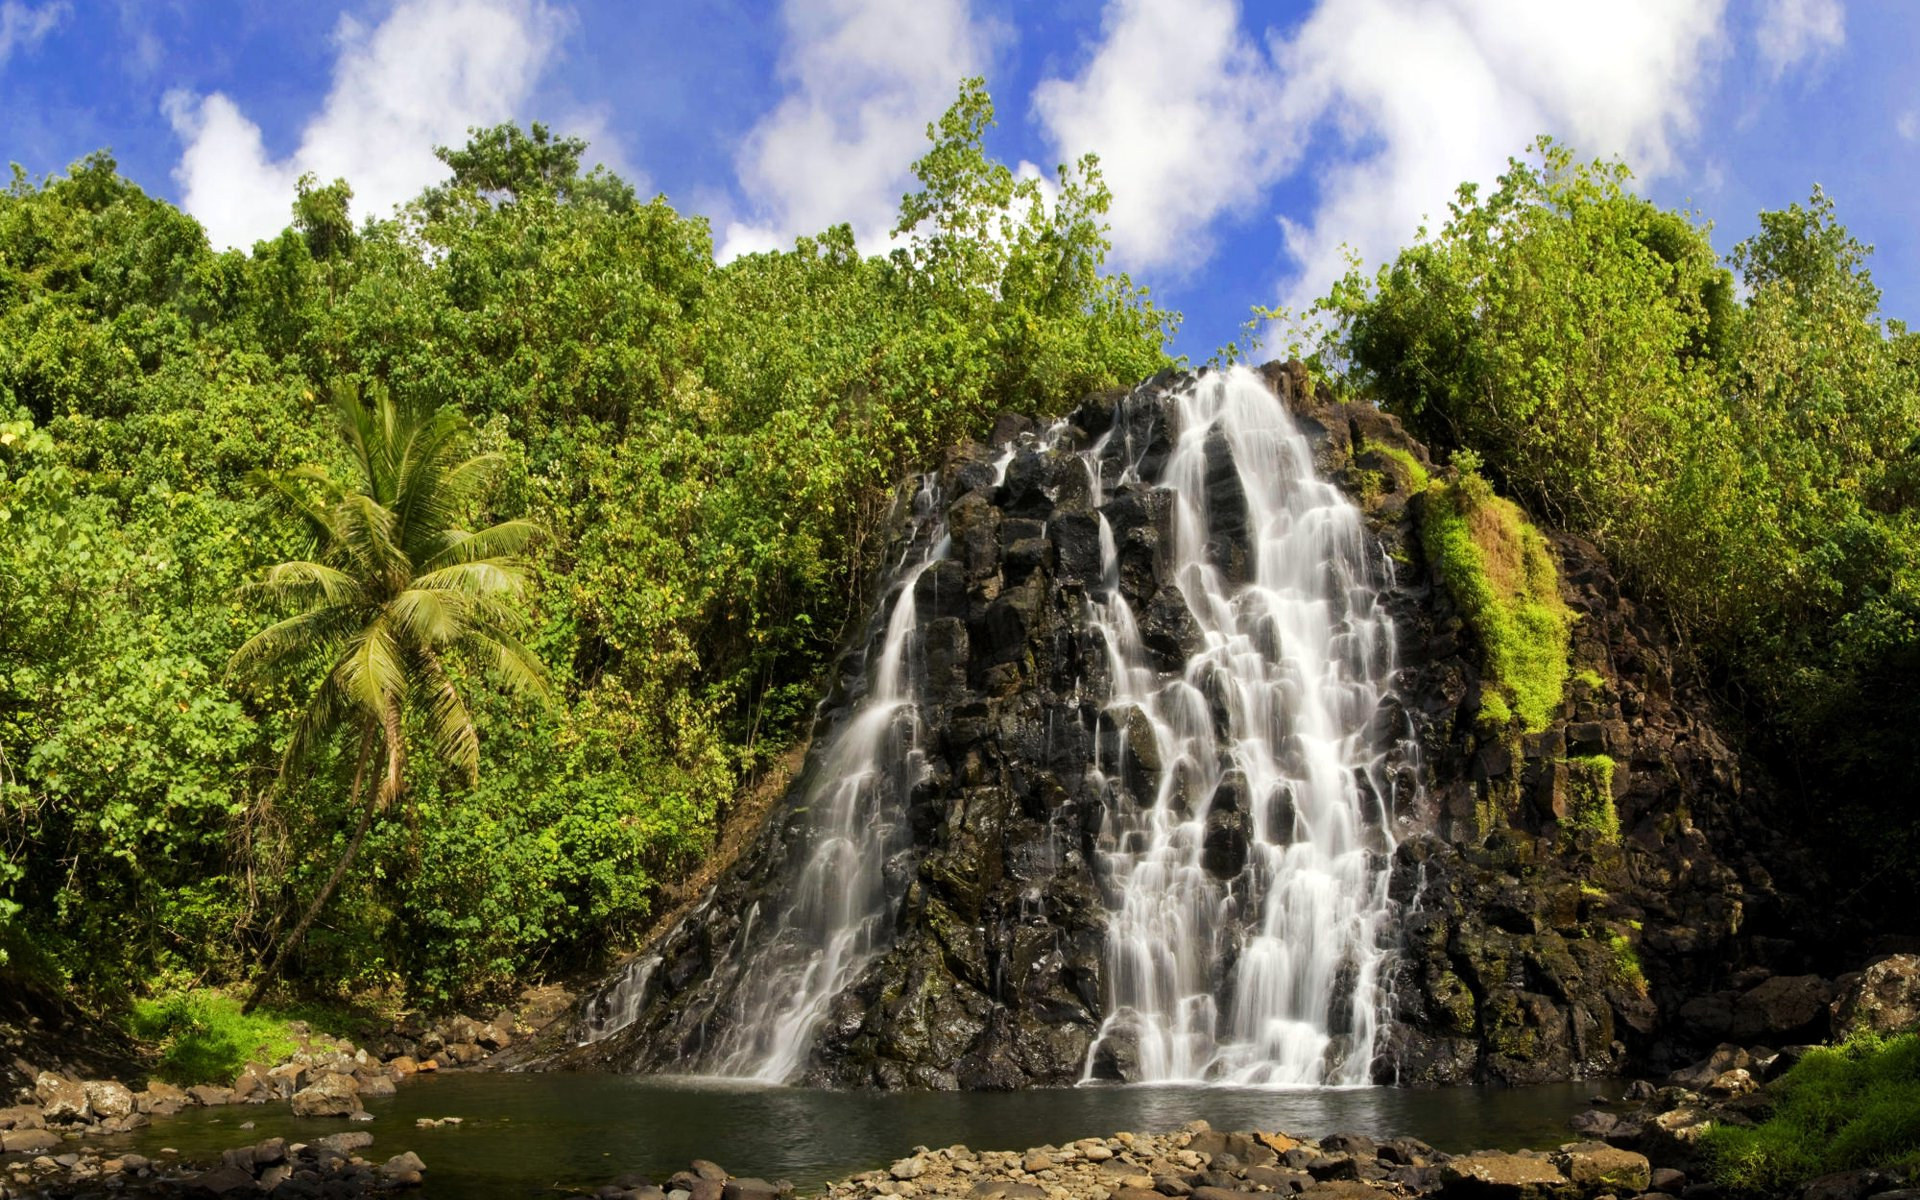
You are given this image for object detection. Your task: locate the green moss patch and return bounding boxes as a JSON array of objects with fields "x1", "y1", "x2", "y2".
[
  {"x1": 1606, "y1": 929, "x2": 1647, "y2": 994},
  {"x1": 1376, "y1": 445, "x2": 1432, "y2": 493},
  {"x1": 1567, "y1": 754, "x2": 1620, "y2": 841},
  {"x1": 1422, "y1": 468, "x2": 1574, "y2": 733},
  {"x1": 1704, "y1": 1031, "x2": 1920, "y2": 1196}
]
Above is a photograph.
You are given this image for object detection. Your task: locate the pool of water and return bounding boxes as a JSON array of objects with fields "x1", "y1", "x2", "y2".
[{"x1": 94, "y1": 1073, "x2": 1606, "y2": 1198}]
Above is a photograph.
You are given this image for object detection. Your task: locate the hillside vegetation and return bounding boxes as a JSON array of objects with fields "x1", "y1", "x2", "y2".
[
  {"x1": 0, "y1": 80, "x2": 1172, "y2": 1006},
  {"x1": 3, "y1": 97, "x2": 1914, "y2": 1017},
  {"x1": 1299, "y1": 139, "x2": 1920, "y2": 925}
]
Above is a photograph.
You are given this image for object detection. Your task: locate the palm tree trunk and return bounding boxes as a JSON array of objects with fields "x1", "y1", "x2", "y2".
[{"x1": 241, "y1": 724, "x2": 378, "y2": 1015}]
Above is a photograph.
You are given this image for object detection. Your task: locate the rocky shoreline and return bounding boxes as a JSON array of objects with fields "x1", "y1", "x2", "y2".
[{"x1": 0, "y1": 989, "x2": 572, "y2": 1197}]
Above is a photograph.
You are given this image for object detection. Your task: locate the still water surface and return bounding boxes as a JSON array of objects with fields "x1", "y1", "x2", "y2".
[{"x1": 107, "y1": 1074, "x2": 1605, "y2": 1198}]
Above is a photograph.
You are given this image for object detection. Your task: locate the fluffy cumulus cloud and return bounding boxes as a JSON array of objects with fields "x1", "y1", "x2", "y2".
[
  {"x1": 0, "y1": 0, "x2": 67, "y2": 65},
  {"x1": 1031, "y1": 0, "x2": 1293, "y2": 273},
  {"x1": 1269, "y1": 0, "x2": 1726, "y2": 311},
  {"x1": 165, "y1": 0, "x2": 566, "y2": 250},
  {"x1": 1036, "y1": 0, "x2": 1726, "y2": 314},
  {"x1": 719, "y1": 0, "x2": 997, "y2": 261},
  {"x1": 1756, "y1": 0, "x2": 1844, "y2": 78}
]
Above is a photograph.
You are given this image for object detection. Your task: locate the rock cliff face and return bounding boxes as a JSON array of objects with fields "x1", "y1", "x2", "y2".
[{"x1": 557, "y1": 364, "x2": 1801, "y2": 1088}]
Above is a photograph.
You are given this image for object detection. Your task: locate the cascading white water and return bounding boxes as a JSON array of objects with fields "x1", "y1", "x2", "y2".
[
  {"x1": 1082, "y1": 366, "x2": 1405, "y2": 1086},
  {"x1": 698, "y1": 480, "x2": 951, "y2": 1083}
]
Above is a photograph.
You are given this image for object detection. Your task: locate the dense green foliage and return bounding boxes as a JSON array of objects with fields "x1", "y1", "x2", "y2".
[
  {"x1": 1704, "y1": 1031, "x2": 1920, "y2": 1195},
  {"x1": 0, "y1": 80, "x2": 1172, "y2": 1005},
  {"x1": 1310, "y1": 138, "x2": 1920, "y2": 914}
]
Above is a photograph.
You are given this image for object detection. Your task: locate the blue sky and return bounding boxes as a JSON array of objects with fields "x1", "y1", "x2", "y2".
[{"x1": 3, "y1": 0, "x2": 1918, "y2": 361}]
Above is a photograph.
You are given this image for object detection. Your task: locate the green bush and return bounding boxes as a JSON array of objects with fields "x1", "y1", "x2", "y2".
[{"x1": 1704, "y1": 1031, "x2": 1920, "y2": 1196}]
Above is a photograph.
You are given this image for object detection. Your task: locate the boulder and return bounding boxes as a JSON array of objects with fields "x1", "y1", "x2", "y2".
[
  {"x1": 318, "y1": 1131, "x2": 374, "y2": 1154},
  {"x1": 721, "y1": 1179, "x2": 781, "y2": 1200},
  {"x1": 381, "y1": 1150, "x2": 427, "y2": 1183},
  {"x1": 890, "y1": 1157, "x2": 927, "y2": 1180},
  {"x1": 0, "y1": 1105, "x2": 45, "y2": 1130},
  {"x1": 1549, "y1": 1142, "x2": 1650, "y2": 1195},
  {"x1": 190, "y1": 1165, "x2": 258, "y2": 1195},
  {"x1": 232, "y1": 1061, "x2": 277, "y2": 1103},
  {"x1": 291, "y1": 1072, "x2": 361, "y2": 1118},
  {"x1": 1801, "y1": 1169, "x2": 1900, "y2": 1200},
  {"x1": 79, "y1": 1080, "x2": 133, "y2": 1120},
  {"x1": 354, "y1": 1071, "x2": 397, "y2": 1097},
  {"x1": 1830, "y1": 955, "x2": 1920, "y2": 1035},
  {"x1": 1731, "y1": 974, "x2": 1833, "y2": 1040},
  {"x1": 135, "y1": 1081, "x2": 189, "y2": 1115},
  {"x1": 1639, "y1": 1107, "x2": 1717, "y2": 1167},
  {"x1": 187, "y1": 1084, "x2": 235, "y2": 1107},
  {"x1": 387, "y1": 1055, "x2": 420, "y2": 1079},
  {"x1": 33, "y1": 1073, "x2": 88, "y2": 1124},
  {"x1": 1438, "y1": 1151, "x2": 1568, "y2": 1196},
  {"x1": 1, "y1": 1128, "x2": 60, "y2": 1154},
  {"x1": 267, "y1": 1062, "x2": 309, "y2": 1097}
]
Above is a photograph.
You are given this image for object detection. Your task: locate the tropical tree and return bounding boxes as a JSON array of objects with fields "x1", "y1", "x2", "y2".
[{"x1": 230, "y1": 382, "x2": 547, "y2": 1012}]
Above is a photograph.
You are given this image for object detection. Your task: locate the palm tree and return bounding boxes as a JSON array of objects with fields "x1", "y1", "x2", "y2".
[{"x1": 231, "y1": 382, "x2": 548, "y2": 1014}]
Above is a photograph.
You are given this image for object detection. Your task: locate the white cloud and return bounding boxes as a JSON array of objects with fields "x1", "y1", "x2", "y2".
[
  {"x1": 718, "y1": 0, "x2": 997, "y2": 261},
  {"x1": 1031, "y1": 0, "x2": 1293, "y2": 273},
  {"x1": 1756, "y1": 0, "x2": 1844, "y2": 78},
  {"x1": 165, "y1": 0, "x2": 566, "y2": 250},
  {"x1": 1032, "y1": 0, "x2": 1725, "y2": 321},
  {"x1": 0, "y1": 0, "x2": 67, "y2": 65},
  {"x1": 1268, "y1": 0, "x2": 1725, "y2": 312},
  {"x1": 1899, "y1": 111, "x2": 1920, "y2": 144}
]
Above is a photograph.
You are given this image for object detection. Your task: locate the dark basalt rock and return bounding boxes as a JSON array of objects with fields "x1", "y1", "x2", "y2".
[{"x1": 549, "y1": 362, "x2": 1810, "y2": 1090}]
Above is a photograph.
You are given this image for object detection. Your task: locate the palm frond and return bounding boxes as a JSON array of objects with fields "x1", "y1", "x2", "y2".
[
  {"x1": 228, "y1": 605, "x2": 359, "y2": 681},
  {"x1": 242, "y1": 560, "x2": 360, "y2": 607},
  {"x1": 458, "y1": 625, "x2": 552, "y2": 698},
  {"x1": 415, "y1": 650, "x2": 480, "y2": 783},
  {"x1": 413, "y1": 559, "x2": 530, "y2": 598},
  {"x1": 250, "y1": 469, "x2": 340, "y2": 548},
  {"x1": 335, "y1": 619, "x2": 405, "y2": 716},
  {"x1": 390, "y1": 587, "x2": 469, "y2": 649},
  {"x1": 421, "y1": 520, "x2": 540, "y2": 572},
  {"x1": 281, "y1": 676, "x2": 349, "y2": 774}
]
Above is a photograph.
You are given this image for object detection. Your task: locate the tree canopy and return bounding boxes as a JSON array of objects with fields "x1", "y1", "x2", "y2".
[{"x1": 0, "y1": 81, "x2": 1172, "y2": 1004}]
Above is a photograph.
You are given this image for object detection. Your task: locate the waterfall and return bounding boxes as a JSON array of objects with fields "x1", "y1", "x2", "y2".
[
  {"x1": 574, "y1": 366, "x2": 1409, "y2": 1088},
  {"x1": 1081, "y1": 366, "x2": 1405, "y2": 1086},
  {"x1": 696, "y1": 478, "x2": 951, "y2": 1082}
]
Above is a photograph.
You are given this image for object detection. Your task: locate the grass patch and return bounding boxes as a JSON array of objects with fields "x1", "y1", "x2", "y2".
[
  {"x1": 1574, "y1": 668, "x2": 1607, "y2": 692},
  {"x1": 1421, "y1": 462, "x2": 1573, "y2": 733},
  {"x1": 1566, "y1": 754, "x2": 1620, "y2": 841},
  {"x1": 128, "y1": 992, "x2": 338, "y2": 1085},
  {"x1": 1704, "y1": 1030, "x2": 1920, "y2": 1196}
]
